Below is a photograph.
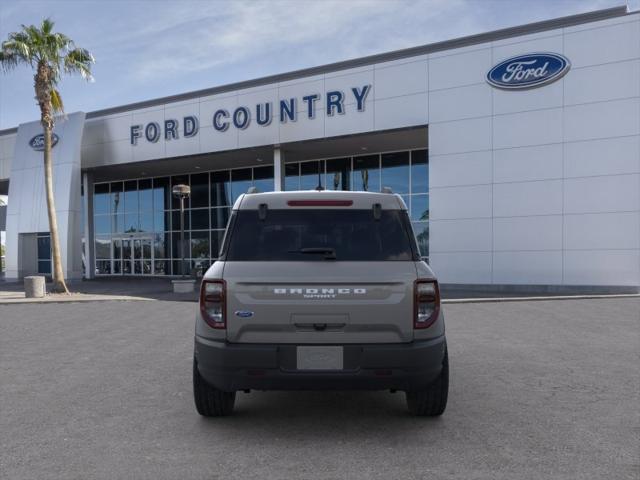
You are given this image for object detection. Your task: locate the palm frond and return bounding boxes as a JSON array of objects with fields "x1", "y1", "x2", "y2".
[
  {"x1": 3, "y1": 40, "x2": 27, "y2": 57},
  {"x1": 50, "y1": 88, "x2": 64, "y2": 114},
  {"x1": 2, "y1": 36, "x2": 33, "y2": 62},
  {"x1": 41, "y1": 18, "x2": 55, "y2": 35},
  {"x1": 0, "y1": 50, "x2": 19, "y2": 70},
  {"x1": 8, "y1": 31, "x2": 33, "y2": 49},
  {"x1": 21, "y1": 24, "x2": 43, "y2": 56},
  {"x1": 64, "y1": 47, "x2": 94, "y2": 81},
  {"x1": 2, "y1": 18, "x2": 95, "y2": 116}
]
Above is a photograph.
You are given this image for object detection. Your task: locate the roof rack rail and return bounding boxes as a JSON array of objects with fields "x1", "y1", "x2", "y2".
[{"x1": 381, "y1": 186, "x2": 393, "y2": 194}]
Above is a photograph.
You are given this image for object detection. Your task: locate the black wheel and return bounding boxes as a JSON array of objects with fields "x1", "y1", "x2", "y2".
[
  {"x1": 406, "y1": 347, "x2": 449, "y2": 416},
  {"x1": 193, "y1": 359, "x2": 236, "y2": 417}
]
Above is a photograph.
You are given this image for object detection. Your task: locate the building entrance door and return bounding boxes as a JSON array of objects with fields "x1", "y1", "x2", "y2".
[{"x1": 114, "y1": 236, "x2": 153, "y2": 275}]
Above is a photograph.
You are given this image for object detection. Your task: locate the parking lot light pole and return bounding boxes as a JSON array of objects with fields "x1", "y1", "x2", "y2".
[{"x1": 172, "y1": 184, "x2": 191, "y2": 278}]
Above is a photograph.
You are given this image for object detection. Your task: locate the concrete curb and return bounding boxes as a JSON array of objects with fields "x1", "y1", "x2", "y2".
[
  {"x1": 443, "y1": 293, "x2": 640, "y2": 304},
  {"x1": 0, "y1": 294, "x2": 154, "y2": 304}
]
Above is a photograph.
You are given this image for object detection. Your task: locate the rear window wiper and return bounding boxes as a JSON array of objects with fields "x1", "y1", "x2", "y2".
[{"x1": 287, "y1": 247, "x2": 337, "y2": 260}]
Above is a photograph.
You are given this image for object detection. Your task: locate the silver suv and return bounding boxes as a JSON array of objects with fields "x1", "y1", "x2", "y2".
[{"x1": 193, "y1": 190, "x2": 448, "y2": 416}]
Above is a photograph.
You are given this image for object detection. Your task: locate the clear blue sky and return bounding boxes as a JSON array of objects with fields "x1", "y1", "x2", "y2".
[{"x1": 0, "y1": 0, "x2": 634, "y2": 130}]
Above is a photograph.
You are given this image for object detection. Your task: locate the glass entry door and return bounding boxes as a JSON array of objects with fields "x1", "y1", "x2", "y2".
[{"x1": 114, "y1": 237, "x2": 153, "y2": 275}]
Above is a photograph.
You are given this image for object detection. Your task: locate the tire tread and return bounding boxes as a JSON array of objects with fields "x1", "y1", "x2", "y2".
[
  {"x1": 193, "y1": 360, "x2": 236, "y2": 417},
  {"x1": 406, "y1": 347, "x2": 449, "y2": 416}
]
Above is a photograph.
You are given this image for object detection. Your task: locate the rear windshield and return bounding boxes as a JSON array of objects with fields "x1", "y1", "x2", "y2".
[{"x1": 224, "y1": 209, "x2": 417, "y2": 261}]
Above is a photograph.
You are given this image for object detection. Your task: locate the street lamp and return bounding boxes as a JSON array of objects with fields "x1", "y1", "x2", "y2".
[{"x1": 172, "y1": 184, "x2": 191, "y2": 278}]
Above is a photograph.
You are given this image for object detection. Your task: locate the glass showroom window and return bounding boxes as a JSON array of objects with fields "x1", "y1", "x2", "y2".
[
  {"x1": 353, "y1": 155, "x2": 380, "y2": 192},
  {"x1": 409, "y1": 150, "x2": 429, "y2": 259},
  {"x1": 93, "y1": 164, "x2": 274, "y2": 276},
  {"x1": 94, "y1": 182, "x2": 111, "y2": 275},
  {"x1": 284, "y1": 163, "x2": 300, "y2": 191},
  {"x1": 210, "y1": 169, "x2": 231, "y2": 264},
  {"x1": 300, "y1": 161, "x2": 324, "y2": 190},
  {"x1": 326, "y1": 158, "x2": 350, "y2": 191},
  {"x1": 152, "y1": 177, "x2": 171, "y2": 276},
  {"x1": 281, "y1": 149, "x2": 429, "y2": 258},
  {"x1": 80, "y1": 184, "x2": 85, "y2": 277},
  {"x1": 37, "y1": 232, "x2": 52, "y2": 275},
  {"x1": 253, "y1": 166, "x2": 274, "y2": 193}
]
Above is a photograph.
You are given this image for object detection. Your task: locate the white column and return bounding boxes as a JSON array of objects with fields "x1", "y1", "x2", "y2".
[
  {"x1": 273, "y1": 146, "x2": 285, "y2": 191},
  {"x1": 6, "y1": 112, "x2": 86, "y2": 281}
]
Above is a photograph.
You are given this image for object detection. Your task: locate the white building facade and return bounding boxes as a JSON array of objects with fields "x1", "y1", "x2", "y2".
[{"x1": 0, "y1": 6, "x2": 638, "y2": 291}]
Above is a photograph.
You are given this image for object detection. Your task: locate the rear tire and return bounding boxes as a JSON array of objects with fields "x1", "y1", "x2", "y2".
[
  {"x1": 406, "y1": 347, "x2": 449, "y2": 416},
  {"x1": 193, "y1": 359, "x2": 236, "y2": 417}
]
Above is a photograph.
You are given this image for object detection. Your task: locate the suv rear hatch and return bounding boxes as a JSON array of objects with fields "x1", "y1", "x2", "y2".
[{"x1": 221, "y1": 206, "x2": 419, "y2": 344}]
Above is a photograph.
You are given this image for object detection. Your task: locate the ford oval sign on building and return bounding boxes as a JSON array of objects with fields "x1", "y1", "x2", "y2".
[
  {"x1": 487, "y1": 53, "x2": 570, "y2": 90},
  {"x1": 29, "y1": 133, "x2": 59, "y2": 151}
]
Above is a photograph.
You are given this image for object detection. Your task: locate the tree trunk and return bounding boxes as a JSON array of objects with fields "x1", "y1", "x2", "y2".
[
  {"x1": 35, "y1": 63, "x2": 69, "y2": 294},
  {"x1": 43, "y1": 123, "x2": 69, "y2": 293}
]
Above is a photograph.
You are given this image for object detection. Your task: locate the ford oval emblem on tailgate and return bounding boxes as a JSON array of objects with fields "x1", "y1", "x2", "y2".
[{"x1": 235, "y1": 310, "x2": 254, "y2": 318}]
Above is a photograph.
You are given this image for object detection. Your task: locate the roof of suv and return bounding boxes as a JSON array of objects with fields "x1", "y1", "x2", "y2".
[{"x1": 235, "y1": 190, "x2": 407, "y2": 210}]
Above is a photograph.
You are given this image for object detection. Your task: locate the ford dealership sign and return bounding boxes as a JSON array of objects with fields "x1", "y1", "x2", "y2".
[
  {"x1": 487, "y1": 53, "x2": 570, "y2": 90},
  {"x1": 130, "y1": 84, "x2": 371, "y2": 146},
  {"x1": 29, "y1": 133, "x2": 59, "y2": 151}
]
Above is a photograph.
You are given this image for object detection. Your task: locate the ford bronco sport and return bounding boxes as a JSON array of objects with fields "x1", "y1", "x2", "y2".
[{"x1": 193, "y1": 190, "x2": 448, "y2": 416}]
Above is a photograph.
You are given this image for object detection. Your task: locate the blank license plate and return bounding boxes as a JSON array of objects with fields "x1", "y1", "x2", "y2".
[{"x1": 296, "y1": 346, "x2": 343, "y2": 370}]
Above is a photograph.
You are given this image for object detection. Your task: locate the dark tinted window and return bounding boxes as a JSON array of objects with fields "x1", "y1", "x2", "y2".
[
  {"x1": 153, "y1": 177, "x2": 171, "y2": 210},
  {"x1": 38, "y1": 260, "x2": 52, "y2": 274},
  {"x1": 37, "y1": 235, "x2": 51, "y2": 259},
  {"x1": 190, "y1": 173, "x2": 209, "y2": 208},
  {"x1": 226, "y1": 209, "x2": 416, "y2": 261},
  {"x1": 253, "y1": 166, "x2": 274, "y2": 193},
  {"x1": 191, "y1": 208, "x2": 209, "y2": 230},
  {"x1": 231, "y1": 168, "x2": 252, "y2": 203},
  {"x1": 211, "y1": 171, "x2": 231, "y2": 207}
]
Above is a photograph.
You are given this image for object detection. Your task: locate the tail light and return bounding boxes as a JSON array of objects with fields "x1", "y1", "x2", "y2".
[
  {"x1": 200, "y1": 279, "x2": 226, "y2": 329},
  {"x1": 414, "y1": 279, "x2": 440, "y2": 329}
]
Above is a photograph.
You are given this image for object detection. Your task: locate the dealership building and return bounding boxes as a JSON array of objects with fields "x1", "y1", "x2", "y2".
[{"x1": 0, "y1": 6, "x2": 638, "y2": 291}]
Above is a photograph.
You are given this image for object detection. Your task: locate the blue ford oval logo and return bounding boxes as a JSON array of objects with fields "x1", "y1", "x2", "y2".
[
  {"x1": 234, "y1": 310, "x2": 254, "y2": 318},
  {"x1": 29, "y1": 133, "x2": 59, "y2": 151},
  {"x1": 487, "y1": 53, "x2": 570, "y2": 90}
]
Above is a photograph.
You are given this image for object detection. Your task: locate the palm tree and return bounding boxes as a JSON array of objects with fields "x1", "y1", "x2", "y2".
[{"x1": 0, "y1": 19, "x2": 94, "y2": 293}]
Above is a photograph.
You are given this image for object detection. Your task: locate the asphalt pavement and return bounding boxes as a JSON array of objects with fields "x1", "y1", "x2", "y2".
[{"x1": 1, "y1": 298, "x2": 638, "y2": 479}]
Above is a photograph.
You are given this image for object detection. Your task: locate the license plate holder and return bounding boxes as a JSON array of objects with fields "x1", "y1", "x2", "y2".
[{"x1": 296, "y1": 346, "x2": 343, "y2": 370}]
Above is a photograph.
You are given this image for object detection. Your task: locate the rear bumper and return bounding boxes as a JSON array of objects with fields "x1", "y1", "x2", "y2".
[{"x1": 194, "y1": 335, "x2": 446, "y2": 392}]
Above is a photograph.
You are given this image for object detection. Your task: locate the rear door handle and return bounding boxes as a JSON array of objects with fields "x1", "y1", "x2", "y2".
[{"x1": 294, "y1": 323, "x2": 346, "y2": 332}]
